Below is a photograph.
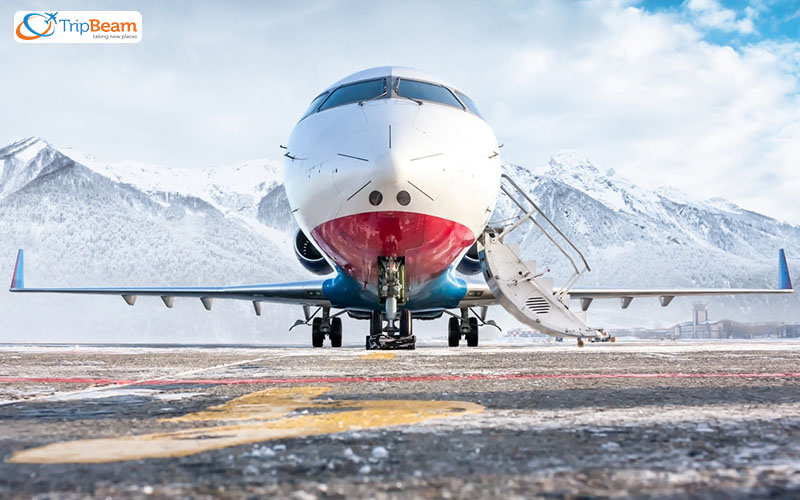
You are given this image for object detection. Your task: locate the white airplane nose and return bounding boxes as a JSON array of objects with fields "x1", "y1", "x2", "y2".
[
  {"x1": 330, "y1": 102, "x2": 454, "y2": 209},
  {"x1": 373, "y1": 149, "x2": 405, "y2": 184}
]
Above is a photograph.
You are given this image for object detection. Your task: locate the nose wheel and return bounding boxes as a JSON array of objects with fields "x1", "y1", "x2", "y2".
[
  {"x1": 366, "y1": 309, "x2": 416, "y2": 350},
  {"x1": 367, "y1": 256, "x2": 415, "y2": 350}
]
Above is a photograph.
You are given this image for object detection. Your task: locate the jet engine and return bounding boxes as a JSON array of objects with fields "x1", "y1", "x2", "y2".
[
  {"x1": 294, "y1": 229, "x2": 334, "y2": 275},
  {"x1": 456, "y1": 242, "x2": 482, "y2": 275}
]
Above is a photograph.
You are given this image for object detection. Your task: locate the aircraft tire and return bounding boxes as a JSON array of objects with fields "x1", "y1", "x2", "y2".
[
  {"x1": 312, "y1": 318, "x2": 324, "y2": 348},
  {"x1": 466, "y1": 317, "x2": 479, "y2": 347},
  {"x1": 330, "y1": 317, "x2": 343, "y2": 347},
  {"x1": 370, "y1": 311, "x2": 382, "y2": 336},
  {"x1": 448, "y1": 317, "x2": 460, "y2": 347},
  {"x1": 400, "y1": 309, "x2": 412, "y2": 337}
]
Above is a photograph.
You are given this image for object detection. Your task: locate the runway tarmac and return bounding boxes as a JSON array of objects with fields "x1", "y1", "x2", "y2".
[{"x1": 1, "y1": 340, "x2": 799, "y2": 498}]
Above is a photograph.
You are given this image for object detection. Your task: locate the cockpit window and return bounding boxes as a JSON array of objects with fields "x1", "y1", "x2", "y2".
[
  {"x1": 395, "y1": 79, "x2": 464, "y2": 109},
  {"x1": 318, "y1": 78, "x2": 386, "y2": 111},
  {"x1": 302, "y1": 92, "x2": 328, "y2": 119},
  {"x1": 455, "y1": 91, "x2": 484, "y2": 119}
]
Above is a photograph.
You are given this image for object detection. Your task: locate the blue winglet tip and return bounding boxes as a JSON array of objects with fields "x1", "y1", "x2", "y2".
[
  {"x1": 10, "y1": 249, "x2": 23, "y2": 290},
  {"x1": 779, "y1": 248, "x2": 792, "y2": 290}
]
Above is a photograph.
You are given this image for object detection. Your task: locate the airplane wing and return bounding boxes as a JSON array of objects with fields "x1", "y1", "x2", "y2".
[
  {"x1": 8, "y1": 250, "x2": 331, "y2": 312},
  {"x1": 461, "y1": 249, "x2": 794, "y2": 311},
  {"x1": 457, "y1": 282, "x2": 496, "y2": 307},
  {"x1": 564, "y1": 249, "x2": 793, "y2": 311}
]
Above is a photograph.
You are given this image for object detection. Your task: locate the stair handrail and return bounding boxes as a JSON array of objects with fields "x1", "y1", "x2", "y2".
[{"x1": 490, "y1": 173, "x2": 591, "y2": 298}]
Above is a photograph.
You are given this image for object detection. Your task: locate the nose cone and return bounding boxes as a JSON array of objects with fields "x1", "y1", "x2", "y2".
[
  {"x1": 287, "y1": 93, "x2": 500, "y2": 285},
  {"x1": 332, "y1": 105, "x2": 444, "y2": 209},
  {"x1": 373, "y1": 149, "x2": 405, "y2": 184}
]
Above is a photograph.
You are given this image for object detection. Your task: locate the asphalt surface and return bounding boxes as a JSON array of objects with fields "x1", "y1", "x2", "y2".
[{"x1": 1, "y1": 340, "x2": 799, "y2": 499}]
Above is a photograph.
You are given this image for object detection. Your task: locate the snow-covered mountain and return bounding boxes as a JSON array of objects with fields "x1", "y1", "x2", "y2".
[
  {"x1": 0, "y1": 137, "x2": 797, "y2": 342},
  {"x1": 0, "y1": 137, "x2": 305, "y2": 343},
  {"x1": 496, "y1": 152, "x2": 800, "y2": 326}
]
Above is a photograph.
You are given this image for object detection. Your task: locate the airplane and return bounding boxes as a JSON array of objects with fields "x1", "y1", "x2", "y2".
[
  {"x1": 8, "y1": 66, "x2": 795, "y2": 349},
  {"x1": 44, "y1": 12, "x2": 58, "y2": 24}
]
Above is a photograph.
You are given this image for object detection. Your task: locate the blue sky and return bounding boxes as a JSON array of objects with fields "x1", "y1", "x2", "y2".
[
  {"x1": 641, "y1": 0, "x2": 800, "y2": 43},
  {"x1": 3, "y1": 0, "x2": 800, "y2": 223}
]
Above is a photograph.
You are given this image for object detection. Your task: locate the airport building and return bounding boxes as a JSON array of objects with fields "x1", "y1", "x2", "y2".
[
  {"x1": 609, "y1": 302, "x2": 800, "y2": 339},
  {"x1": 671, "y1": 302, "x2": 800, "y2": 339}
]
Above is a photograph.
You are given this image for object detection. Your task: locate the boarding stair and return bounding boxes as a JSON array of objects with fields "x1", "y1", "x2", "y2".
[{"x1": 479, "y1": 174, "x2": 602, "y2": 339}]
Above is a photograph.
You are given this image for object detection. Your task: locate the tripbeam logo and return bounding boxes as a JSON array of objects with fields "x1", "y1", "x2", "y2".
[{"x1": 14, "y1": 11, "x2": 142, "y2": 43}]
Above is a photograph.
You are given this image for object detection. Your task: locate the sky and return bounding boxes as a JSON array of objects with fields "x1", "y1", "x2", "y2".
[{"x1": 4, "y1": 0, "x2": 800, "y2": 223}]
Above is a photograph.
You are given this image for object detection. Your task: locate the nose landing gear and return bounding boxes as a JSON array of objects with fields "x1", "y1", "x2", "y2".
[
  {"x1": 366, "y1": 309, "x2": 416, "y2": 350},
  {"x1": 366, "y1": 257, "x2": 416, "y2": 350}
]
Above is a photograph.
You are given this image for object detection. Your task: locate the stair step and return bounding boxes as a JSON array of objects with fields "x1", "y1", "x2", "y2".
[
  {"x1": 481, "y1": 173, "x2": 594, "y2": 339},
  {"x1": 482, "y1": 233, "x2": 597, "y2": 338}
]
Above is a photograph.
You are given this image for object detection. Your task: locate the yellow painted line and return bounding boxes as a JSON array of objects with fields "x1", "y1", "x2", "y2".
[
  {"x1": 162, "y1": 386, "x2": 331, "y2": 423},
  {"x1": 8, "y1": 386, "x2": 484, "y2": 464},
  {"x1": 359, "y1": 352, "x2": 396, "y2": 360}
]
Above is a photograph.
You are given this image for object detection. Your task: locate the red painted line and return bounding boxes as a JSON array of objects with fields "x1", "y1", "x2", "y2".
[
  {"x1": 0, "y1": 377, "x2": 139, "y2": 385},
  {"x1": 1, "y1": 372, "x2": 799, "y2": 386}
]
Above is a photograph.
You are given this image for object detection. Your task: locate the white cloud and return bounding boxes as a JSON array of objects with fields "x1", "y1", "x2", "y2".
[
  {"x1": 685, "y1": 0, "x2": 756, "y2": 34},
  {"x1": 3, "y1": 0, "x2": 799, "y2": 224},
  {"x1": 487, "y1": 2, "x2": 800, "y2": 223}
]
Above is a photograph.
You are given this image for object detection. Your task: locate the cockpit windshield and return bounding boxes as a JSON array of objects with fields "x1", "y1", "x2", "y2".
[
  {"x1": 455, "y1": 91, "x2": 483, "y2": 119},
  {"x1": 302, "y1": 75, "x2": 485, "y2": 122},
  {"x1": 395, "y1": 79, "x2": 464, "y2": 109},
  {"x1": 302, "y1": 92, "x2": 328, "y2": 119},
  {"x1": 318, "y1": 78, "x2": 386, "y2": 111}
]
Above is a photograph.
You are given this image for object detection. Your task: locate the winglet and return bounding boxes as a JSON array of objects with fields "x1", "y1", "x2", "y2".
[
  {"x1": 10, "y1": 249, "x2": 24, "y2": 291},
  {"x1": 779, "y1": 248, "x2": 792, "y2": 290}
]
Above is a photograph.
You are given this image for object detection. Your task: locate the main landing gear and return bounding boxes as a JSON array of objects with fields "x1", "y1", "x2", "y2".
[
  {"x1": 310, "y1": 308, "x2": 342, "y2": 348},
  {"x1": 447, "y1": 308, "x2": 479, "y2": 347}
]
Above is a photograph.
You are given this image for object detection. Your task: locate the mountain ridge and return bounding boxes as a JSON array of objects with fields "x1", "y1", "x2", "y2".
[{"x1": 0, "y1": 136, "x2": 797, "y2": 340}]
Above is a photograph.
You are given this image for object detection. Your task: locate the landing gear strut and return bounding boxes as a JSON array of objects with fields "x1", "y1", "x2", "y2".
[
  {"x1": 448, "y1": 308, "x2": 479, "y2": 347},
  {"x1": 310, "y1": 308, "x2": 343, "y2": 348},
  {"x1": 366, "y1": 257, "x2": 416, "y2": 350}
]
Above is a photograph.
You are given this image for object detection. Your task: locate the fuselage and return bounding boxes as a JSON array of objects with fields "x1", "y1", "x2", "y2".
[{"x1": 284, "y1": 66, "x2": 501, "y2": 311}]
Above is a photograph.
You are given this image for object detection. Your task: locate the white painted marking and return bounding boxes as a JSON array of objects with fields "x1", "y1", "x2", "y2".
[{"x1": 0, "y1": 355, "x2": 269, "y2": 406}]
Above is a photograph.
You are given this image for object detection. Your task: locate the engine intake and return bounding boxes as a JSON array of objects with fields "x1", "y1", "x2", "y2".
[
  {"x1": 456, "y1": 242, "x2": 482, "y2": 275},
  {"x1": 294, "y1": 229, "x2": 334, "y2": 275}
]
